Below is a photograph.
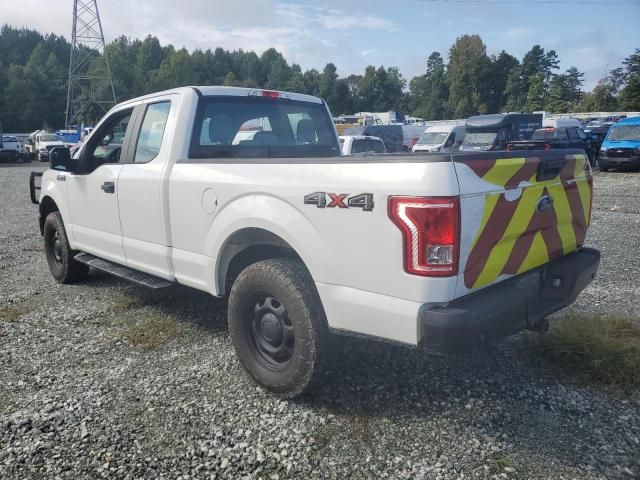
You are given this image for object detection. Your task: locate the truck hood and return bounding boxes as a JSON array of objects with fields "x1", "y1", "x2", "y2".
[
  {"x1": 602, "y1": 140, "x2": 640, "y2": 149},
  {"x1": 39, "y1": 141, "x2": 65, "y2": 148}
]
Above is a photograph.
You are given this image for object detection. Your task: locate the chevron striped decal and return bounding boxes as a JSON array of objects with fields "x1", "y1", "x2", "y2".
[{"x1": 463, "y1": 153, "x2": 592, "y2": 289}]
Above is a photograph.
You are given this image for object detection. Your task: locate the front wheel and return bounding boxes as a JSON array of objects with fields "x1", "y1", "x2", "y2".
[
  {"x1": 228, "y1": 258, "x2": 329, "y2": 398},
  {"x1": 43, "y1": 212, "x2": 89, "y2": 283}
]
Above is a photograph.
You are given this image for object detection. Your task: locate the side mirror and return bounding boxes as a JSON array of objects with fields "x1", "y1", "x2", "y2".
[{"x1": 50, "y1": 147, "x2": 76, "y2": 172}]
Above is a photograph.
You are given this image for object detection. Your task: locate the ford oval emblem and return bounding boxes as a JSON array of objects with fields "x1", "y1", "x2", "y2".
[{"x1": 537, "y1": 195, "x2": 554, "y2": 213}]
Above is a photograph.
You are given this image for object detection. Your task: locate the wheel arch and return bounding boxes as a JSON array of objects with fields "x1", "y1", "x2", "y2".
[
  {"x1": 205, "y1": 194, "x2": 331, "y2": 295},
  {"x1": 39, "y1": 195, "x2": 59, "y2": 235},
  {"x1": 217, "y1": 227, "x2": 311, "y2": 296}
]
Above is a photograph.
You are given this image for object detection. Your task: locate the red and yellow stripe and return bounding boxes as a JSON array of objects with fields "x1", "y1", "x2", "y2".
[{"x1": 463, "y1": 154, "x2": 592, "y2": 289}]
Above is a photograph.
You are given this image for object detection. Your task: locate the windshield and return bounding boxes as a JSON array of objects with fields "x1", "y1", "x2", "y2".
[
  {"x1": 607, "y1": 125, "x2": 640, "y2": 141},
  {"x1": 2, "y1": 136, "x2": 18, "y2": 142},
  {"x1": 462, "y1": 131, "x2": 497, "y2": 147},
  {"x1": 417, "y1": 132, "x2": 448, "y2": 145},
  {"x1": 190, "y1": 96, "x2": 340, "y2": 158},
  {"x1": 40, "y1": 134, "x2": 60, "y2": 142}
]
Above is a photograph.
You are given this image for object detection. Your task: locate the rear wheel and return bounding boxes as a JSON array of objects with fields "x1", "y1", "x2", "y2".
[
  {"x1": 600, "y1": 166, "x2": 609, "y2": 172},
  {"x1": 228, "y1": 258, "x2": 329, "y2": 398},
  {"x1": 43, "y1": 212, "x2": 89, "y2": 283}
]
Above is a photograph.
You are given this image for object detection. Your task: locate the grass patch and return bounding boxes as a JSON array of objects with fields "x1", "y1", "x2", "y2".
[
  {"x1": 109, "y1": 293, "x2": 148, "y2": 315},
  {"x1": 25, "y1": 239, "x2": 44, "y2": 252},
  {"x1": 0, "y1": 304, "x2": 31, "y2": 322},
  {"x1": 491, "y1": 454, "x2": 515, "y2": 469},
  {"x1": 123, "y1": 313, "x2": 186, "y2": 350},
  {"x1": 528, "y1": 314, "x2": 640, "y2": 392}
]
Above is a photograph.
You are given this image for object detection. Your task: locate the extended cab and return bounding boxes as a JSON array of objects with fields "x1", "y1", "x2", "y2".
[{"x1": 32, "y1": 86, "x2": 600, "y2": 397}]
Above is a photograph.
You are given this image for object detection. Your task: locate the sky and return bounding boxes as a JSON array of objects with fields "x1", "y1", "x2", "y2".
[{"x1": 2, "y1": 0, "x2": 639, "y2": 90}]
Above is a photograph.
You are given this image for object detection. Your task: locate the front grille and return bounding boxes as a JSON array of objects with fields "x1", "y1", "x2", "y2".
[{"x1": 606, "y1": 148, "x2": 635, "y2": 158}]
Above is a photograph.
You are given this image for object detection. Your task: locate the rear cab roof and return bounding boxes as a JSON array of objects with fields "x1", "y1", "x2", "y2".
[
  {"x1": 466, "y1": 113, "x2": 542, "y2": 130},
  {"x1": 614, "y1": 116, "x2": 640, "y2": 125}
]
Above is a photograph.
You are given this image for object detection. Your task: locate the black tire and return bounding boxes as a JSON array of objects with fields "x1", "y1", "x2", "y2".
[
  {"x1": 600, "y1": 166, "x2": 609, "y2": 172},
  {"x1": 38, "y1": 153, "x2": 47, "y2": 162},
  {"x1": 228, "y1": 258, "x2": 329, "y2": 398},
  {"x1": 43, "y1": 212, "x2": 89, "y2": 283}
]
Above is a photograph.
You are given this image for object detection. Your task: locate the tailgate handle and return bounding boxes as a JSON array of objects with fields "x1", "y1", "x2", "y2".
[{"x1": 536, "y1": 157, "x2": 565, "y2": 182}]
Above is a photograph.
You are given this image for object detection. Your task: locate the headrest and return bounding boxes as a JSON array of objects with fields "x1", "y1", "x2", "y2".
[
  {"x1": 296, "y1": 119, "x2": 316, "y2": 144},
  {"x1": 208, "y1": 114, "x2": 235, "y2": 144}
]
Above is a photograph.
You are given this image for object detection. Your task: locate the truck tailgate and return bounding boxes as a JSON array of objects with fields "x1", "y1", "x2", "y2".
[{"x1": 453, "y1": 150, "x2": 592, "y2": 298}]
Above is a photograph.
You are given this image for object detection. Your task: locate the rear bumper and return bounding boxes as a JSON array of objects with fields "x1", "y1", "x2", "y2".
[
  {"x1": 419, "y1": 248, "x2": 600, "y2": 353},
  {"x1": 599, "y1": 154, "x2": 640, "y2": 168}
]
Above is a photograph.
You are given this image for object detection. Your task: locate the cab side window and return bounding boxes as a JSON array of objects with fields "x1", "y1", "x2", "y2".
[
  {"x1": 85, "y1": 109, "x2": 133, "y2": 171},
  {"x1": 444, "y1": 133, "x2": 455, "y2": 148},
  {"x1": 568, "y1": 128, "x2": 582, "y2": 142},
  {"x1": 134, "y1": 102, "x2": 171, "y2": 163},
  {"x1": 351, "y1": 139, "x2": 367, "y2": 154}
]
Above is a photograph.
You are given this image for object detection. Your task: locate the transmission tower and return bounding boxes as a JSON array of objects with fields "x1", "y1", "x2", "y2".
[{"x1": 65, "y1": 0, "x2": 116, "y2": 129}]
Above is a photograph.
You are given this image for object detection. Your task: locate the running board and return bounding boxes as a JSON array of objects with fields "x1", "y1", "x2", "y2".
[{"x1": 74, "y1": 253, "x2": 175, "y2": 289}]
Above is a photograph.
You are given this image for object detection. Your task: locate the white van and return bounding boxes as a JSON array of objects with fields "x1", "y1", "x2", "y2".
[
  {"x1": 542, "y1": 117, "x2": 582, "y2": 129},
  {"x1": 412, "y1": 124, "x2": 466, "y2": 153}
]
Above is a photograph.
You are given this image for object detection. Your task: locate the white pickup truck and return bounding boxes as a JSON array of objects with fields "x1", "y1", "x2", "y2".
[
  {"x1": 25, "y1": 131, "x2": 66, "y2": 162},
  {"x1": 31, "y1": 86, "x2": 600, "y2": 397}
]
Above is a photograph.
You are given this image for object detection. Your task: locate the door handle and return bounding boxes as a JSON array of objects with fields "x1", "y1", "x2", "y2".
[{"x1": 101, "y1": 181, "x2": 115, "y2": 194}]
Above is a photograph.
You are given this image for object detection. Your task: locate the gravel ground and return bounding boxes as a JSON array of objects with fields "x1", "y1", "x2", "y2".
[{"x1": 1, "y1": 163, "x2": 639, "y2": 480}]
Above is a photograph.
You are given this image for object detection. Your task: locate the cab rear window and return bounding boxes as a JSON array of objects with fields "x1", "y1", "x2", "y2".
[
  {"x1": 189, "y1": 96, "x2": 340, "y2": 159},
  {"x1": 531, "y1": 128, "x2": 568, "y2": 141}
]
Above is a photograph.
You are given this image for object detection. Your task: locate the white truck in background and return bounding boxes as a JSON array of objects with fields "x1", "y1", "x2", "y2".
[
  {"x1": 25, "y1": 130, "x2": 66, "y2": 162},
  {"x1": 31, "y1": 86, "x2": 600, "y2": 397},
  {"x1": 339, "y1": 135, "x2": 386, "y2": 155}
]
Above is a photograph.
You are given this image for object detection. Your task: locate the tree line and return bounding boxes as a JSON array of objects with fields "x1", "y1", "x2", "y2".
[{"x1": 0, "y1": 25, "x2": 638, "y2": 132}]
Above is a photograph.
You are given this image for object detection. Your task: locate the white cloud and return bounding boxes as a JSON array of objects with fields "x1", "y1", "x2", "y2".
[
  {"x1": 0, "y1": 0, "x2": 394, "y2": 73},
  {"x1": 500, "y1": 28, "x2": 535, "y2": 41}
]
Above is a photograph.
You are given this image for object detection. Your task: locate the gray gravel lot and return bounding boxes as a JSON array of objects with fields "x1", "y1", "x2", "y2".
[{"x1": 1, "y1": 163, "x2": 639, "y2": 479}]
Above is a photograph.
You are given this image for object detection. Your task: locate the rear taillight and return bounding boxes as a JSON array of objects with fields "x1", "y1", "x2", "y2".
[
  {"x1": 544, "y1": 143, "x2": 551, "y2": 150},
  {"x1": 506, "y1": 144, "x2": 513, "y2": 151},
  {"x1": 388, "y1": 196, "x2": 460, "y2": 277}
]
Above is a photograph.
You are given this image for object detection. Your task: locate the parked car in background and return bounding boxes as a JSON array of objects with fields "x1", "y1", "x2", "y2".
[
  {"x1": 344, "y1": 125, "x2": 404, "y2": 152},
  {"x1": 599, "y1": 116, "x2": 640, "y2": 171},
  {"x1": 460, "y1": 113, "x2": 542, "y2": 152},
  {"x1": 583, "y1": 125, "x2": 611, "y2": 162},
  {"x1": 507, "y1": 118, "x2": 591, "y2": 161},
  {"x1": 412, "y1": 124, "x2": 465, "y2": 153},
  {"x1": 339, "y1": 135, "x2": 386, "y2": 155},
  {"x1": 402, "y1": 124, "x2": 429, "y2": 151},
  {"x1": 0, "y1": 135, "x2": 28, "y2": 162}
]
